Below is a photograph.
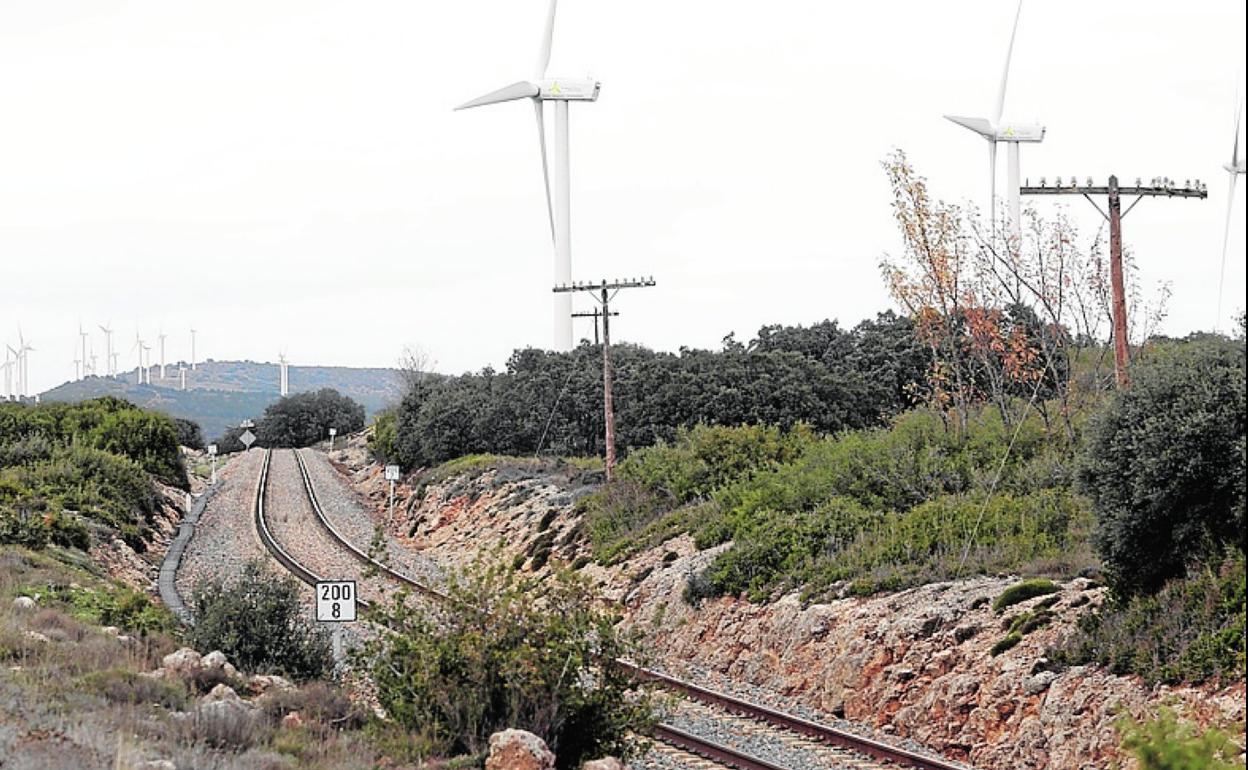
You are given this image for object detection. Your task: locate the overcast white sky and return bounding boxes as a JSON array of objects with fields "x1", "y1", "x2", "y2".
[{"x1": 2, "y1": 0, "x2": 1244, "y2": 394}]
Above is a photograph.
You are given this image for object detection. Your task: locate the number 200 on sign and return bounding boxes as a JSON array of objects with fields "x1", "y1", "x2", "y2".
[{"x1": 315, "y1": 581, "x2": 356, "y2": 622}]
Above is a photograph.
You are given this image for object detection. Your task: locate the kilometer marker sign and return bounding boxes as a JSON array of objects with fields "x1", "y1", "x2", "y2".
[{"x1": 315, "y1": 581, "x2": 357, "y2": 622}]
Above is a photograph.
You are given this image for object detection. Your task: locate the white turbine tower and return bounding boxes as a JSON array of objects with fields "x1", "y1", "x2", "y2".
[
  {"x1": 73, "y1": 345, "x2": 82, "y2": 381},
  {"x1": 99, "y1": 323, "x2": 115, "y2": 377},
  {"x1": 132, "y1": 332, "x2": 146, "y2": 385},
  {"x1": 945, "y1": 0, "x2": 1044, "y2": 248},
  {"x1": 78, "y1": 324, "x2": 89, "y2": 380},
  {"x1": 456, "y1": 0, "x2": 601, "y2": 351},
  {"x1": 158, "y1": 330, "x2": 167, "y2": 380},
  {"x1": 190, "y1": 327, "x2": 198, "y2": 371},
  {"x1": 17, "y1": 331, "x2": 34, "y2": 398},
  {"x1": 3, "y1": 345, "x2": 15, "y2": 400},
  {"x1": 1216, "y1": 87, "x2": 1246, "y2": 330},
  {"x1": 278, "y1": 353, "x2": 289, "y2": 397}
]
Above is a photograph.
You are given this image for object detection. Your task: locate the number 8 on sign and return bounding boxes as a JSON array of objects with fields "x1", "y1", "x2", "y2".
[{"x1": 315, "y1": 581, "x2": 357, "y2": 622}]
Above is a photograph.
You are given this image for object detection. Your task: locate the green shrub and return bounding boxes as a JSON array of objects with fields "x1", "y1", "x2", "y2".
[
  {"x1": 1054, "y1": 552, "x2": 1245, "y2": 685},
  {"x1": 367, "y1": 410, "x2": 398, "y2": 465},
  {"x1": 1080, "y1": 340, "x2": 1245, "y2": 597},
  {"x1": 255, "y1": 389, "x2": 366, "y2": 448},
  {"x1": 990, "y1": 632, "x2": 1021, "y2": 656},
  {"x1": 188, "y1": 561, "x2": 332, "y2": 681},
  {"x1": 363, "y1": 560, "x2": 657, "y2": 769},
  {"x1": 993, "y1": 579, "x2": 1060, "y2": 613},
  {"x1": 1116, "y1": 707, "x2": 1243, "y2": 770},
  {"x1": 82, "y1": 668, "x2": 187, "y2": 709}
]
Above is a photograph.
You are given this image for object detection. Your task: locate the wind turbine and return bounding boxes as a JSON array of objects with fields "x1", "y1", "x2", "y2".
[
  {"x1": 456, "y1": 0, "x2": 601, "y2": 351},
  {"x1": 945, "y1": 0, "x2": 1044, "y2": 248},
  {"x1": 99, "y1": 323, "x2": 115, "y2": 377},
  {"x1": 1216, "y1": 87, "x2": 1246, "y2": 330},
  {"x1": 3, "y1": 345, "x2": 15, "y2": 400},
  {"x1": 190, "y1": 327, "x2": 197, "y2": 371},
  {"x1": 17, "y1": 330, "x2": 33, "y2": 398},
  {"x1": 73, "y1": 345, "x2": 82, "y2": 381},
  {"x1": 158, "y1": 330, "x2": 167, "y2": 380},
  {"x1": 77, "y1": 324, "x2": 89, "y2": 380},
  {"x1": 132, "y1": 332, "x2": 146, "y2": 385},
  {"x1": 278, "y1": 353, "x2": 289, "y2": 396}
]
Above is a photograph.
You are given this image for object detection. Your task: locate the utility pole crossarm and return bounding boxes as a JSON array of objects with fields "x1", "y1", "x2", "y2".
[
  {"x1": 552, "y1": 276, "x2": 656, "y2": 482},
  {"x1": 1020, "y1": 174, "x2": 1207, "y2": 389}
]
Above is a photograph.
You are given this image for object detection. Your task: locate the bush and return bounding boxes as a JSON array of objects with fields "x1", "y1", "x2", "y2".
[
  {"x1": 255, "y1": 389, "x2": 366, "y2": 448},
  {"x1": 993, "y1": 579, "x2": 1059, "y2": 612},
  {"x1": 1079, "y1": 340, "x2": 1245, "y2": 597},
  {"x1": 1116, "y1": 707, "x2": 1242, "y2": 770},
  {"x1": 173, "y1": 417, "x2": 206, "y2": 451},
  {"x1": 367, "y1": 410, "x2": 398, "y2": 465},
  {"x1": 1054, "y1": 552, "x2": 1245, "y2": 685},
  {"x1": 363, "y1": 560, "x2": 656, "y2": 769},
  {"x1": 188, "y1": 561, "x2": 332, "y2": 681},
  {"x1": 82, "y1": 668, "x2": 187, "y2": 709}
]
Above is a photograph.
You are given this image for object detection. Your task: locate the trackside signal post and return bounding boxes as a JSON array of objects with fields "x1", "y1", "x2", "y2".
[
  {"x1": 385, "y1": 465, "x2": 400, "y2": 521},
  {"x1": 553, "y1": 277, "x2": 656, "y2": 481},
  {"x1": 1020, "y1": 175, "x2": 1206, "y2": 388}
]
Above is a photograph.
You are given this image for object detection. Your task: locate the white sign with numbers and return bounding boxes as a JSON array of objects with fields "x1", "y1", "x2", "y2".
[
  {"x1": 315, "y1": 581, "x2": 357, "y2": 622},
  {"x1": 385, "y1": 464, "x2": 401, "y2": 481},
  {"x1": 207, "y1": 444, "x2": 217, "y2": 456}
]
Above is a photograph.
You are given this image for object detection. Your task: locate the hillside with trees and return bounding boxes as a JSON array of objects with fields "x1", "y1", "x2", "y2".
[{"x1": 40, "y1": 360, "x2": 403, "y2": 440}]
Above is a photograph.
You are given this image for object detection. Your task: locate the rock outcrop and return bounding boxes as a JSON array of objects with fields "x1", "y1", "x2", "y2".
[{"x1": 485, "y1": 729, "x2": 556, "y2": 770}]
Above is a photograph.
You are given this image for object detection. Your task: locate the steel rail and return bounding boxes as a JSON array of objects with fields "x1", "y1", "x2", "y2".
[
  {"x1": 255, "y1": 448, "x2": 969, "y2": 770},
  {"x1": 291, "y1": 448, "x2": 451, "y2": 602}
]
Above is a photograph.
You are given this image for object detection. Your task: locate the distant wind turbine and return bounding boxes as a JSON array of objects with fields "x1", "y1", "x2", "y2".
[
  {"x1": 1216, "y1": 86, "x2": 1246, "y2": 330},
  {"x1": 278, "y1": 353, "x2": 289, "y2": 396},
  {"x1": 99, "y1": 323, "x2": 115, "y2": 377},
  {"x1": 456, "y1": 0, "x2": 601, "y2": 351},
  {"x1": 945, "y1": 0, "x2": 1044, "y2": 247},
  {"x1": 77, "y1": 324, "x2": 89, "y2": 380},
  {"x1": 16, "y1": 330, "x2": 34, "y2": 398},
  {"x1": 2, "y1": 345, "x2": 15, "y2": 400},
  {"x1": 132, "y1": 331, "x2": 146, "y2": 385},
  {"x1": 190, "y1": 327, "x2": 198, "y2": 371},
  {"x1": 158, "y1": 330, "x2": 167, "y2": 380}
]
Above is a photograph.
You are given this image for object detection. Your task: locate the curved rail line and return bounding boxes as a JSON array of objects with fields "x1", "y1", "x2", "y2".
[{"x1": 249, "y1": 447, "x2": 970, "y2": 770}]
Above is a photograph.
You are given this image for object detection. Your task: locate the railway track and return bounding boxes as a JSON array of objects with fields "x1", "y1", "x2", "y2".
[{"x1": 248, "y1": 447, "x2": 972, "y2": 770}]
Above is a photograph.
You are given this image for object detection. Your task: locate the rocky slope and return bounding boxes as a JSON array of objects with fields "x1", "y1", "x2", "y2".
[{"x1": 325, "y1": 436, "x2": 1245, "y2": 770}]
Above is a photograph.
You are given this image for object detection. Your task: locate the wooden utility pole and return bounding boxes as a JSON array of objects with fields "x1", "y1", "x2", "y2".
[
  {"x1": 571, "y1": 308, "x2": 619, "y2": 346},
  {"x1": 554, "y1": 277, "x2": 656, "y2": 481},
  {"x1": 1020, "y1": 175, "x2": 1206, "y2": 388}
]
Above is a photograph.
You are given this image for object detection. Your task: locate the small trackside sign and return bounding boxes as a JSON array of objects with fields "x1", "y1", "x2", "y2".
[
  {"x1": 315, "y1": 581, "x2": 357, "y2": 622},
  {"x1": 385, "y1": 465, "x2": 400, "y2": 481}
]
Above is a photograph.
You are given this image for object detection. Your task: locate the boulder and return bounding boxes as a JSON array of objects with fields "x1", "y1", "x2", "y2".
[
  {"x1": 281, "y1": 711, "x2": 305, "y2": 729},
  {"x1": 135, "y1": 761, "x2": 176, "y2": 770},
  {"x1": 201, "y1": 650, "x2": 240, "y2": 680},
  {"x1": 12, "y1": 596, "x2": 36, "y2": 611},
  {"x1": 202, "y1": 683, "x2": 243, "y2": 705},
  {"x1": 248, "y1": 674, "x2": 295, "y2": 695},
  {"x1": 23, "y1": 630, "x2": 51, "y2": 644},
  {"x1": 485, "y1": 729, "x2": 556, "y2": 770},
  {"x1": 162, "y1": 647, "x2": 203, "y2": 678},
  {"x1": 581, "y1": 759, "x2": 624, "y2": 770}
]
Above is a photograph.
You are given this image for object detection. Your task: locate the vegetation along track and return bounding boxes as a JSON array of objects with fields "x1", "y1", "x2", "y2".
[{"x1": 247, "y1": 447, "x2": 971, "y2": 770}]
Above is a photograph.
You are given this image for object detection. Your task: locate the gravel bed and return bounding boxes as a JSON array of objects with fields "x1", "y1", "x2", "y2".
[
  {"x1": 651, "y1": 661, "x2": 977, "y2": 769},
  {"x1": 298, "y1": 449, "x2": 445, "y2": 588},
  {"x1": 175, "y1": 449, "x2": 269, "y2": 601},
  {"x1": 629, "y1": 742, "x2": 735, "y2": 770},
  {"x1": 661, "y1": 699, "x2": 888, "y2": 770}
]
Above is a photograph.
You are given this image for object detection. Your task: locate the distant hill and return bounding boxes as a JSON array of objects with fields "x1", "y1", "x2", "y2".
[{"x1": 40, "y1": 360, "x2": 405, "y2": 440}]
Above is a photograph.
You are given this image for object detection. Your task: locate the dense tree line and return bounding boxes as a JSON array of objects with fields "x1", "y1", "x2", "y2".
[
  {"x1": 213, "y1": 389, "x2": 365, "y2": 450},
  {"x1": 381, "y1": 312, "x2": 930, "y2": 469}
]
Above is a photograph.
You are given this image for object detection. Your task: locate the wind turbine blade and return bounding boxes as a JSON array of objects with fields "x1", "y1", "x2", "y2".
[
  {"x1": 994, "y1": 0, "x2": 1024, "y2": 125},
  {"x1": 455, "y1": 81, "x2": 540, "y2": 111},
  {"x1": 945, "y1": 115, "x2": 995, "y2": 139},
  {"x1": 1215, "y1": 171, "x2": 1239, "y2": 330},
  {"x1": 1231, "y1": 90, "x2": 1243, "y2": 169},
  {"x1": 534, "y1": 100, "x2": 556, "y2": 242},
  {"x1": 535, "y1": 0, "x2": 558, "y2": 80}
]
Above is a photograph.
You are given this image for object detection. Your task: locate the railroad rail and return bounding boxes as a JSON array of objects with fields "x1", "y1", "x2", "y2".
[{"x1": 248, "y1": 447, "x2": 971, "y2": 770}]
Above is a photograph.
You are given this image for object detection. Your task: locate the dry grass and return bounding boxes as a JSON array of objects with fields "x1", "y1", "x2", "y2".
[{"x1": 0, "y1": 545, "x2": 440, "y2": 769}]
